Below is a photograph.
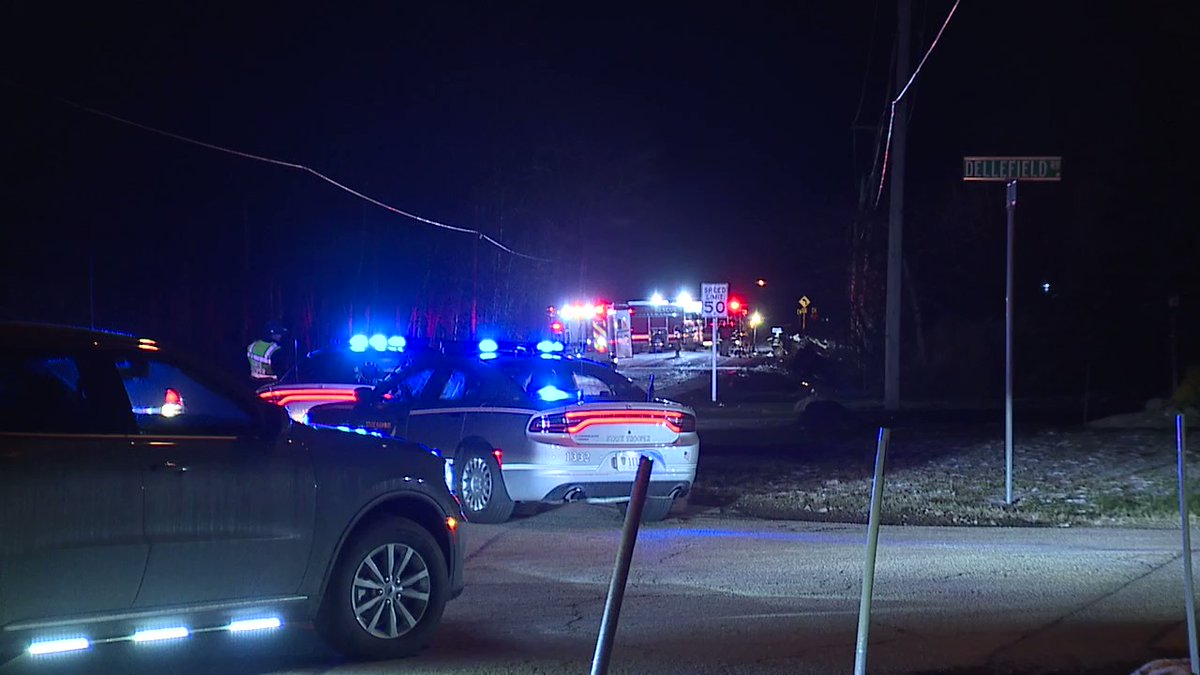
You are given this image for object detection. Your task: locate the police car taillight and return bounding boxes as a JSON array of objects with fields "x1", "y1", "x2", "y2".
[{"x1": 528, "y1": 414, "x2": 570, "y2": 434}]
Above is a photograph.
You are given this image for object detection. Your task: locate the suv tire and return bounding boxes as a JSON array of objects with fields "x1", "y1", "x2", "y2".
[{"x1": 316, "y1": 518, "x2": 448, "y2": 660}]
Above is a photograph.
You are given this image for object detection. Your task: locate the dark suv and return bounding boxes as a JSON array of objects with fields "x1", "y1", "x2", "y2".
[{"x1": 0, "y1": 324, "x2": 463, "y2": 664}]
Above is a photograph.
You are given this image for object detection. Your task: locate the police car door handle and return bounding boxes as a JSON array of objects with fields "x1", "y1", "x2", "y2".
[{"x1": 150, "y1": 461, "x2": 188, "y2": 473}]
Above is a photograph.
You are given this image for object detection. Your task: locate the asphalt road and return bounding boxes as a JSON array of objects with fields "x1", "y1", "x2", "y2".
[{"x1": 7, "y1": 504, "x2": 1193, "y2": 675}]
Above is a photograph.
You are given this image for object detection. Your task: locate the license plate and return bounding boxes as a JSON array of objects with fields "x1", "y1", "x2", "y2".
[{"x1": 612, "y1": 451, "x2": 645, "y2": 471}]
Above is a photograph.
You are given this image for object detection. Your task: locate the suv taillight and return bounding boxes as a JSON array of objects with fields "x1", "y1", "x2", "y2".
[{"x1": 528, "y1": 414, "x2": 570, "y2": 434}]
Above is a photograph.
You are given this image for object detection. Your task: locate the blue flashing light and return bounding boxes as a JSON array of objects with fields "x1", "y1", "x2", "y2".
[
  {"x1": 369, "y1": 334, "x2": 388, "y2": 352},
  {"x1": 537, "y1": 385, "x2": 574, "y2": 402},
  {"x1": 349, "y1": 334, "x2": 369, "y2": 352},
  {"x1": 387, "y1": 335, "x2": 407, "y2": 351},
  {"x1": 28, "y1": 637, "x2": 90, "y2": 656},
  {"x1": 227, "y1": 617, "x2": 282, "y2": 633},
  {"x1": 480, "y1": 352, "x2": 499, "y2": 361},
  {"x1": 536, "y1": 340, "x2": 555, "y2": 353},
  {"x1": 478, "y1": 338, "x2": 499, "y2": 353},
  {"x1": 552, "y1": 341, "x2": 564, "y2": 352}
]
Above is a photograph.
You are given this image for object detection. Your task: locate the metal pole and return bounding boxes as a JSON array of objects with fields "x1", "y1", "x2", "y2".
[
  {"x1": 883, "y1": 0, "x2": 911, "y2": 411},
  {"x1": 1005, "y1": 180, "x2": 1017, "y2": 505},
  {"x1": 854, "y1": 427, "x2": 891, "y2": 675},
  {"x1": 591, "y1": 455, "x2": 653, "y2": 675},
  {"x1": 711, "y1": 320, "x2": 718, "y2": 403},
  {"x1": 1177, "y1": 414, "x2": 1199, "y2": 675}
]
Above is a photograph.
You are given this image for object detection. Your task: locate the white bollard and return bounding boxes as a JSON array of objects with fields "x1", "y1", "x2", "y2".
[
  {"x1": 1176, "y1": 414, "x2": 1198, "y2": 675},
  {"x1": 854, "y1": 427, "x2": 891, "y2": 675}
]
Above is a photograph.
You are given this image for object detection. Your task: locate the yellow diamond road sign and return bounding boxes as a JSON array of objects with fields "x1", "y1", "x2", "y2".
[{"x1": 798, "y1": 296, "x2": 810, "y2": 309}]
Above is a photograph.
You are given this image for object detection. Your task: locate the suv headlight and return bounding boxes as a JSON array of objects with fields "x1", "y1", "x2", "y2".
[{"x1": 444, "y1": 458, "x2": 455, "y2": 494}]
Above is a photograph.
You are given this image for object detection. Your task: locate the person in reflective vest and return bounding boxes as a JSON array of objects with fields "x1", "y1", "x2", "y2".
[{"x1": 248, "y1": 321, "x2": 286, "y2": 385}]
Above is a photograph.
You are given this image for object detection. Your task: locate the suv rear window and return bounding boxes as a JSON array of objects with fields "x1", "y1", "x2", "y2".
[
  {"x1": 117, "y1": 357, "x2": 254, "y2": 436},
  {"x1": 0, "y1": 353, "x2": 101, "y2": 433},
  {"x1": 494, "y1": 358, "x2": 645, "y2": 403}
]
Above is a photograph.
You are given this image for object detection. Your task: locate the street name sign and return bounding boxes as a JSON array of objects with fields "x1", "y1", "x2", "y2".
[
  {"x1": 963, "y1": 154, "x2": 1063, "y2": 505},
  {"x1": 963, "y1": 156, "x2": 1062, "y2": 182}
]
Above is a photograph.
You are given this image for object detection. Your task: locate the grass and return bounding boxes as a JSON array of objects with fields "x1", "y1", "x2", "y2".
[{"x1": 691, "y1": 427, "x2": 1200, "y2": 528}]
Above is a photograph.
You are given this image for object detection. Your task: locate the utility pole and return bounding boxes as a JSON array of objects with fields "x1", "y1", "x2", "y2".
[{"x1": 884, "y1": 0, "x2": 911, "y2": 411}]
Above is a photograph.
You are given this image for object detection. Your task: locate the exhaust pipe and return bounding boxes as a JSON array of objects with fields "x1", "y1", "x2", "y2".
[{"x1": 563, "y1": 486, "x2": 585, "y2": 502}]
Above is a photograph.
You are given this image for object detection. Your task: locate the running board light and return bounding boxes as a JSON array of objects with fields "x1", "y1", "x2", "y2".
[
  {"x1": 27, "y1": 638, "x2": 90, "y2": 655},
  {"x1": 227, "y1": 617, "x2": 282, "y2": 633},
  {"x1": 131, "y1": 626, "x2": 190, "y2": 643}
]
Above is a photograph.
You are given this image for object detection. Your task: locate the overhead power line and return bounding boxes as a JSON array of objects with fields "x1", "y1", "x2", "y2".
[
  {"x1": 873, "y1": 0, "x2": 961, "y2": 208},
  {"x1": 56, "y1": 97, "x2": 551, "y2": 262}
]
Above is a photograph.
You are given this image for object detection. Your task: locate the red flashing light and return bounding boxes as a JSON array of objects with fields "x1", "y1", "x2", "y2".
[
  {"x1": 729, "y1": 298, "x2": 742, "y2": 312},
  {"x1": 551, "y1": 321, "x2": 564, "y2": 333},
  {"x1": 164, "y1": 388, "x2": 182, "y2": 405}
]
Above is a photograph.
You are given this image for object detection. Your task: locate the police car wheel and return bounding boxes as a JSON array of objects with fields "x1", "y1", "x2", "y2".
[{"x1": 455, "y1": 447, "x2": 514, "y2": 524}]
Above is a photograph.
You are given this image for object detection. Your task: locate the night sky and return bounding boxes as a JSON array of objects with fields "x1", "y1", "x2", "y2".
[{"x1": 1, "y1": 2, "x2": 1194, "y2": 402}]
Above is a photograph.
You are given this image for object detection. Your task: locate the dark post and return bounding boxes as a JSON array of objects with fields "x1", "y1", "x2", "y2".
[
  {"x1": 884, "y1": 0, "x2": 911, "y2": 411},
  {"x1": 590, "y1": 455, "x2": 653, "y2": 675}
]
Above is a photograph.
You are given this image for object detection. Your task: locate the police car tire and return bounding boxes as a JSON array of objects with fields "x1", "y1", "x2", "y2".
[
  {"x1": 455, "y1": 447, "x2": 514, "y2": 524},
  {"x1": 316, "y1": 518, "x2": 449, "y2": 660},
  {"x1": 620, "y1": 496, "x2": 674, "y2": 522}
]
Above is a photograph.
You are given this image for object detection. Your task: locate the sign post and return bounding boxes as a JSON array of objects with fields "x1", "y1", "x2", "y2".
[
  {"x1": 964, "y1": 156, "x2": 1061, "y2": 505},
  {"x1": 701, "y1": 283, "x2": 729, "y2": 403}
]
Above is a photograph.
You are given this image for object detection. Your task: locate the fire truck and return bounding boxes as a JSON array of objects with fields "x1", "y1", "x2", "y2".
[{"x1": 548, "y1": 296, "x2": 714, "y2": 359}]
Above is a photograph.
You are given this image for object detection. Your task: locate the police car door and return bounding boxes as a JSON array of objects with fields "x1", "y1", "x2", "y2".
[{"x1": 405, "y1": 365, "x2": 472, "y2": 458}]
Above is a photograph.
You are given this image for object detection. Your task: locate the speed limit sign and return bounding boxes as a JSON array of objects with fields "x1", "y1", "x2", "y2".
[{"x1": 701, "y1": 283, "x2": 728, "y2": 318}]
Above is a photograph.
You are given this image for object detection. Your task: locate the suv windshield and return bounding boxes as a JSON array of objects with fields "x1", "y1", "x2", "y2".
[{"x1": 494, "y1": 357, "x2": 646, "y2": 404}]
